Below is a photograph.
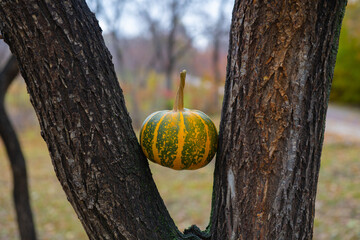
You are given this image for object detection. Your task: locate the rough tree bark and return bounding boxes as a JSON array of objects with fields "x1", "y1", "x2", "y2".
[
  {"x1": 0, "y1": 55, "x2": 37, "y2": 240},
  {"x1": 210, "y1": 0, "x2": 347, "y2": 239},
  {"x1": 0, "y1": 1, "x2": 182, "y2": 239},
  {"x1": 0, "y1": 0, "x2": 347, "y2": 240}
]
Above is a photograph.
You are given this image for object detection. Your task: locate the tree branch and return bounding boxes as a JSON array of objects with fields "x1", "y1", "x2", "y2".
[
  {"x1": 0, "y1": 55, "x2": 18, "y2": 98},
  {"x1": 0, "y1": 55, "x2": 37, "y2": 240}
]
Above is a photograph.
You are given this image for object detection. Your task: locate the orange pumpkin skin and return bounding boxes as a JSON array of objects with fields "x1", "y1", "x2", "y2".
[{"x1": 140, "y1": 108, "x2": 218, "y2": 170}]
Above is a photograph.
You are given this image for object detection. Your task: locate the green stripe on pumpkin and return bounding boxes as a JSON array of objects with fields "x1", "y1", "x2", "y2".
[
  {"x1": 193, "y1": 110, "x2": 218, "y2": 165},
  {"x1": 140, "y1": 111, "x2": 169, "y2": 162},
  {"x1": 181, "y1": 112, "x2": 207, "y2": 169},
  {"x1": 155, "y1": 112, "x2": 181, "y2": 168}
]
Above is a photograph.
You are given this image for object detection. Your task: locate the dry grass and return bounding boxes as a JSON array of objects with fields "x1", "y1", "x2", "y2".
[{"x1": 314, "y1": 137, "x2": 360, "y2": 240}]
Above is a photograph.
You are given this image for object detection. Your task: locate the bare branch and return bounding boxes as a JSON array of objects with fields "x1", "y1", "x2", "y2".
[{"x1": 0, "y1": 55, "x2": 37, "y2": 240}]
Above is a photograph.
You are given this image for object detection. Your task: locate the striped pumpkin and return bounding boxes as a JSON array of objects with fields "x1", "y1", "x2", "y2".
[{"x1": 140, "y1": 70, "x2": 218, "y2": 170}]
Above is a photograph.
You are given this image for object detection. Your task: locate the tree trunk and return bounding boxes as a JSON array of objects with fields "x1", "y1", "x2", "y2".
[
  {"x1": 0, "y1": 55, "x2": 37, "y2": 240},
  {"x1": 0, "y1": 0, "x2": 347, "y2": 240},
  {"x1": 210, "y1": 0, "x2": 347, "y2": 239},
  {"x1": 210, "y1": 35, "x2": 221, "y2": 113},
  {"x1": 165, "y1": 3, "x2": 178, "y2": 92},
  {"x1": 0, "y1": 1, "x2": 182, "y2": 239},
  {"x1": 210, "y1": 0, "x2": 227, "y2": 114}
]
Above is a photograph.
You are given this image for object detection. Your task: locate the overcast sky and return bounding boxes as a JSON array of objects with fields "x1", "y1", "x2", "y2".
[{"x1": 93, "y1": 0, "x2": 234, "y2": 49}]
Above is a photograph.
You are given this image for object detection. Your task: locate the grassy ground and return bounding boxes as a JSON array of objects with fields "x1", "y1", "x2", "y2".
[
  {"x1": 314, "y1": 140, "x2": 360, "y2": 240},
  {"x1": 1, "y1": 124, "x2": 359, "y2": 240}
]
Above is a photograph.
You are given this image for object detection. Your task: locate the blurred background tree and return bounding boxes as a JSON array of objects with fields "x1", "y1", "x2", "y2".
[
  {"x1": 86, "y1": 0, "x2": 190, "y2": 127},
  {"x1": 331, "y1": 0, "x2": 360, "y2": 105},
  {"x1": 86, "y1": 0, "x2": 232, "y2": 127}
]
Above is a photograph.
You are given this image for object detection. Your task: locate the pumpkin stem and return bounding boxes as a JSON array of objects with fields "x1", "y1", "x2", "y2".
[{"x1": 173, "y1": 70, "x2": 186, "y2": 111}]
